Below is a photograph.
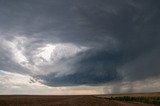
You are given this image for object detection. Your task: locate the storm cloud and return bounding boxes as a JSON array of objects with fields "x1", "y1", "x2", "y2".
[{"x1": 0, "y1": 0, "x2": 160, "y2": 93}]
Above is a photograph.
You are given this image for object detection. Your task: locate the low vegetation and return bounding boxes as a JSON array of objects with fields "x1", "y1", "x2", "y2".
[{"x1": 109, "y1": 96, "x2": 160, "y2": 105}]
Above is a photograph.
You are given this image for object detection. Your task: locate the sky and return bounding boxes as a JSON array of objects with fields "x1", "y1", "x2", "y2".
[{"x1": 0, "y1": 0, "x2": 160, "y2": 95}]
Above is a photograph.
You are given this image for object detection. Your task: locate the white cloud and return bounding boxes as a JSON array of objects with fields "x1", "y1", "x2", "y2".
[
  {"x1": 35, "y1": 43, "x2": 88, "y2": 65},
  {"x1": 1, "y1": 36, "x2": 29, "y2": 67},
  {"x1": 33, "y1": 43, "x2": 89, "y2": 76},
  {"x1": 0, "y1": 35, "x2": 89, "y2": 76},
  {"x1": 37, "y1": 44, "x2": 55, "y2": 63},
  {"x1": 0, "y1": 70, "x2": 39, "y2": 86}
]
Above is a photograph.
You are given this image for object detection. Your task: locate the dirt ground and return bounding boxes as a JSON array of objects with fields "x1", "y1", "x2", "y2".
[{"x1": 0, "y1": 95, "x2": 154, "y2": 106}]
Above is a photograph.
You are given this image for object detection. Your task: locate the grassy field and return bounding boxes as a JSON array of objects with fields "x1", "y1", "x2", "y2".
[
  {"x1": 96, "y1": 92, "x2": 160, "y2": 106},
  {"x1": 108, "y1": 96, "x2": 160, "y2": 105}
]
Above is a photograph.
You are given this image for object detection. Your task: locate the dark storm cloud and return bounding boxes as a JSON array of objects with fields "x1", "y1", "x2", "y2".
[
  {"x1": 0, "y1": 0, "x2": 160, "y2": 86},
  {"x1": 36, "y1": 50, "x2": 123, "y2": 86},
  {"x1": 121, "y1": 49, "x2": 160, "y2": 81}
]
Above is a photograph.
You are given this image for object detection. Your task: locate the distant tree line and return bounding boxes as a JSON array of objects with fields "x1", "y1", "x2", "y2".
[{"x1": 109, "y1": 96, "x2": 160, "y2": 105}]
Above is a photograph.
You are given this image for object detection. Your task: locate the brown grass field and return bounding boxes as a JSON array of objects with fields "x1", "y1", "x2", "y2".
[{"x1": 0, "y1": 92, "x2": 160, "y2": 106}]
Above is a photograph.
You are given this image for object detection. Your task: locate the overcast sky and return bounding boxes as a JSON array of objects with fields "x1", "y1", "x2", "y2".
[{"x1": 0, "y1": 0, "x2": 160, "y2": 95}]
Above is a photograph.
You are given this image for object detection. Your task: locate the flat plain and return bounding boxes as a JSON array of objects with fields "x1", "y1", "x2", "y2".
[{"x1": 0, "y1": 92, "x2": 160, "y2": 106}]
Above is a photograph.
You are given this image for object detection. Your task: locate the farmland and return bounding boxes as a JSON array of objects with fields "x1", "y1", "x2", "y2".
[{"x1": 0, "y1": 93, "x2": 159, "y2": 106}]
